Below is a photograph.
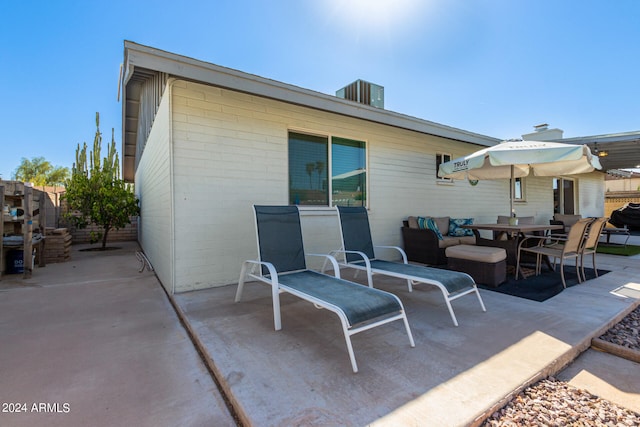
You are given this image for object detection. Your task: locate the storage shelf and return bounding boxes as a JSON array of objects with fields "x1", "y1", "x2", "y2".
[{"x1": 1, "y1": 182, "x2": 41, "y2": 279}]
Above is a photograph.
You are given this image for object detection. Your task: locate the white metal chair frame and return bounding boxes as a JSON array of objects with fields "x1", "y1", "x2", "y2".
[
  {"x1": 516, "y1": 217, "x2": 594, "y2": 288},
  {"x1": 235, "y1": 206, "x2": 415, "y2": 373},
  {"x1": 326, "y1": 207, "x2": 486, "y2": 327}
]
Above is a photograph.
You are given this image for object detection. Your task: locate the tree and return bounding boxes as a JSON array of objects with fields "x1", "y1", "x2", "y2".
[
  {"x1": 64, "y1": 113, "x2": 140, "y2": 249},
  {"x1": 305, "y1": 162, "x2": 315, "y2": 188},
  {"x1": 13, "y1": 156, "x2": 70, "y2": 186}
]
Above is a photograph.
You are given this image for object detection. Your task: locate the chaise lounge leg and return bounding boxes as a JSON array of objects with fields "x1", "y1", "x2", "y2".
[
  {"x1": 271, "y1": 282, "x2": 282, "y2": 331},
  {"x1": 443, "y1": 295, "x2": 459, "y2": 327},
  {"x1": 474, "y1": 287, "x2": 487, "y2": 312},
  {"x1": 403, "y1": 315, "x2": 416, "y2": 348},
  {"x1": 235, "y1": 263, "x2": 249, "y2": 302},
  {"x1": 339, "y1": 319, "x2": 359, "y2": 373}
]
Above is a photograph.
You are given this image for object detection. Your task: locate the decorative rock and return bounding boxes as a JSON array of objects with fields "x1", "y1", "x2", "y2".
[
  {"x1": 599, "y1": 306, "x2": 640, "y2": 350},
  {"x1": 482, "y1": 306, "x2": 640, "y2": 426}
]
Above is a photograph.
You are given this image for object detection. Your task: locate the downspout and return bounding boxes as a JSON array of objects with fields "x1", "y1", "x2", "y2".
[{"x1": 167, "y1": 78, "x2": 177, "y2": 295}]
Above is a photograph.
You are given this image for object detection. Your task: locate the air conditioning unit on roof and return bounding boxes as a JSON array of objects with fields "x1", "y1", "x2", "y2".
[{"x1": 336, "y1": 79, "x2": 384, "y2": 109}]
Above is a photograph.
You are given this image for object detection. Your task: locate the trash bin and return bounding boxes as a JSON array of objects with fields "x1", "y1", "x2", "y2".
[{"x1": 6, "y1": 250, "x2": 24, "y2": 274}]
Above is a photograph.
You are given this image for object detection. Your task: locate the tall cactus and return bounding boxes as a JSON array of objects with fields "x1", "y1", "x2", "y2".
[{"x1": 64, "y1": 113, "x2": 140, "y2": 248}]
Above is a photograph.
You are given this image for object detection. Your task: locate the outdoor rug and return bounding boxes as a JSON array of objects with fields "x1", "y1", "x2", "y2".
[{"x1": 478, "y1": 267, "x2": 610, "y2": 302}]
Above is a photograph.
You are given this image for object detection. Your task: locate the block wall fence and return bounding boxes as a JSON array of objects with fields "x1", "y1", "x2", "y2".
[
  {"x1": 604, "y1": 191, "x2": 640, "y2": 220},
  {"x1": 14, "y1": 184, "x2": 138, "y2": 244}
]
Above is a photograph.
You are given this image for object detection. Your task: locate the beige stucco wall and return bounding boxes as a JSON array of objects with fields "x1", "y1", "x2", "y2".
[{"x1": 137, "y1": 78, "x2": 605, "y2": 292}]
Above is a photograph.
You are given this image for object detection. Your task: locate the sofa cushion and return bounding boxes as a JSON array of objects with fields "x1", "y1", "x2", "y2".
[
  {"x1": 449, "y1": 218, "x2": 474, "y2": 237},
  {"x1": 458, "y1": 235, "x2": 477, "y2": 245},
  {"x1": 407, "y1": 216, "x2": 419, "y2": 229},
  {"x1": 445, "y1": 244, "x2": 507, "y2": 263},
  {"x1": 437, "y1": 236, "x2": 460, "y2": 249}
]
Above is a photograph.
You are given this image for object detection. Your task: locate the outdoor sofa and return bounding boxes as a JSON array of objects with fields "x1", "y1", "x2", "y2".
[{"x1": 401, "y1": 216, "x2": 476, "y2": 265}]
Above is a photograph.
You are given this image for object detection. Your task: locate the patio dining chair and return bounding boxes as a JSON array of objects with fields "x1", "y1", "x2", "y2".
[
  {"x1": 235, "y1": 205, "x2": 415, "y2": 373},
  {"x1": 579, "y1": 217, "x2": 609, "y2": 281},
  {"x1": 327, "y1": 206, "x2": 486, "y2": 327},
  {"x1": 516, "y1": 217, "x2": 594, "y2": 288}
]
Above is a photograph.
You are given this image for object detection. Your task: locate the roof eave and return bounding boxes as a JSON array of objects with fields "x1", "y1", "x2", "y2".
[{"x1": 121, "y1": 41, "x2": 500, "y2": 180}]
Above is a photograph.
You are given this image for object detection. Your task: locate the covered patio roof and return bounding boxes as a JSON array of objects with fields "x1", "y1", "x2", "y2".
[{"x1": 557, "y1": 131, "x2": 640, "y2": 174}]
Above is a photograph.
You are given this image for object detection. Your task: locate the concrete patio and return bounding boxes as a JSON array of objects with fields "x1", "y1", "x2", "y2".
[
  {"x1": 0, "y1": 244, "x2": 236, "y2": 427},
  {"x1": 1, "y1": 235, "x2": 639, "y2": 426},
  {"x1": 176, "y1": 240, "x2": 640, "y2": 426}
]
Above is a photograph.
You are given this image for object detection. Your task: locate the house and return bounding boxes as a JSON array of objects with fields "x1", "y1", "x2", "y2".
[{"x1": 121, "y1": 41, "x2": 605, "y2": 294}]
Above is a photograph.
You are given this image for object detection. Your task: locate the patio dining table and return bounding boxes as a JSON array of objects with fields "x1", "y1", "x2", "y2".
[
  {"x1": 462, "y1": 223, "x2": 564, "y2": 275},
  {"x1": 462, "y1": 223, "x2": 564, "y2": 241}
]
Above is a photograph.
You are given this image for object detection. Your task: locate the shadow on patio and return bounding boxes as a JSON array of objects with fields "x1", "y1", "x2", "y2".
[{"x1": 174, "y1": 247, "x2": 640, "y2": 426}]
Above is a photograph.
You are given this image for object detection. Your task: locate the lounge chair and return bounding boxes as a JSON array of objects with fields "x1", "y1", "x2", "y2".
[
  {"x1": 328, "y1": 206, "x2": 486, "y2": 327},
  {"x1": 235, "y1": 205, "x2": 415, "y2": 373}
]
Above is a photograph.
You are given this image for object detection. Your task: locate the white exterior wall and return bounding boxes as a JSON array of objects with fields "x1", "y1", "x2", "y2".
[
  {"x1": 576, "y1": 171, "x2": 605, "y2": 217},
  {"x1": 160, "y1": 79, "x2": 604, "y2": 292},
  {"x1": 135, "y1": 92, "x2": 174, "y2": 293}
]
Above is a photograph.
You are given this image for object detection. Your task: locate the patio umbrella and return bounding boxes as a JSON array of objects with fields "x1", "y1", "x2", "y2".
[{"x1": 438, "y1": 140, "x2": 602, "y2": 214}]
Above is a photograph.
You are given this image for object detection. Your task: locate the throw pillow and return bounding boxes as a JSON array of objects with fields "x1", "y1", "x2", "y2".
[
  {"x1": 449, "y1": 218, "x2": 474, "y2": 237},
  {"x1": 426, "y1": 217, "x2": 444, "y2": 240},
  {"x1": 416, "y1": 216, "x2": 428, "y2": 230}
]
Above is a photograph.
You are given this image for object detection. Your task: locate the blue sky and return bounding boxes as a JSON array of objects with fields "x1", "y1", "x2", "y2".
[{"x1": 1, "y1": 0, "x2": 639, "y2": 180}]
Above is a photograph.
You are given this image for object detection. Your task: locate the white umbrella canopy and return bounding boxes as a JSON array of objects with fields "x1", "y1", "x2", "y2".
[
  {"x1": 438, "y1": 140, "x2": 602, "y2": 214},
  {"x1": 438, "y1": 140, "x2": 602, "y2": 180}
]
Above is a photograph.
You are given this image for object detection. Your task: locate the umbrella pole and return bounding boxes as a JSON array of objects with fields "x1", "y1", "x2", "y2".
[{"x1": 510, "y1": 165, "x2": 514, "y2": 216}]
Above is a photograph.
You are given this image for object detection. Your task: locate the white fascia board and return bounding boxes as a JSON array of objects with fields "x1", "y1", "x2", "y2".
[{"x1": 123, "y1": 41, "x2": 499, "y2": 147}]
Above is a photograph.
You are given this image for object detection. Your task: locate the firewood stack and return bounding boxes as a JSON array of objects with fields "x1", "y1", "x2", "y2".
[{"x1": 44, "y1": 228, "x2": 72, "y2": 263}]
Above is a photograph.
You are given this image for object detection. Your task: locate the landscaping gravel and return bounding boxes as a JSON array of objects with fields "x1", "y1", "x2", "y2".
[
  {"x1": 599, "y1": 306, "x2": 640, "y2": 351},
  {"x1": 482, "y1": 305, "x2": 640, "y2": 426},
  {"x1": 482, "y1": 378, "x2": 640, "y2": 426}
]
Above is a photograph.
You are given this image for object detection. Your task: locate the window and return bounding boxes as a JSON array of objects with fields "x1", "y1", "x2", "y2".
[
  {"x1": 436, "y1": 153, "x2": 452, "y2": 181},
  {"x1": 289, "y1": 132, "x2": 366, "y2": 206},
  {"x1": 513, "y1": 177, "x2": 525, "y2": 201}
]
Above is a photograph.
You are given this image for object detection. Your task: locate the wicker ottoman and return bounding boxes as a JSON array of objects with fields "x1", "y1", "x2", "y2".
[{"x1": 445, "y1": 245, "x2": 507, "y2": 287}]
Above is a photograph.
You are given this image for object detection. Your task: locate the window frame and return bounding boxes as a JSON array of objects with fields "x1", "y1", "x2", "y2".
[
  {"x1": 512, "y1": 177, "x2": 526, "y2": 202},
  {"x1": 436, "y1": 152, "x2": 452, "y2": 183},
  {"x1": 553, "y1": 177, "x2": 576, "y2": 214},
  {"x1": 288, "y1": 130, "x2": 368, "y2": 208}
]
